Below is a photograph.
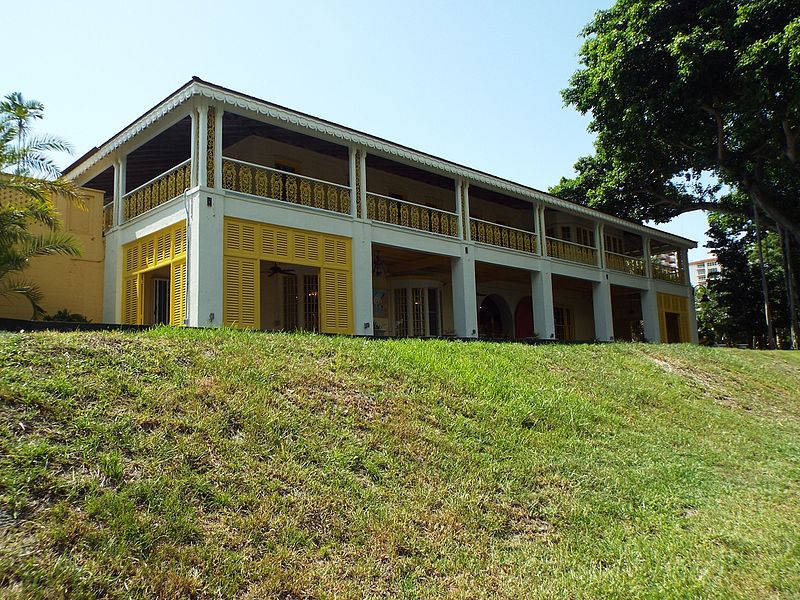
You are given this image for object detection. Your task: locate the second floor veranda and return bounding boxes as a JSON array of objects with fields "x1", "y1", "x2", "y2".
[{"x1": 83, "y1": 104, "x2": 691, "y2": 285}]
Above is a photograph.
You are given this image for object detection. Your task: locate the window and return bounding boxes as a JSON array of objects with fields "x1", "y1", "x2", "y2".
[
  {"x1": 392, "y1": 283, "x2": 442, "y2": 337},
  {"x1": 576, "y1": 226, "x2": 594, "y2": 248},
  {"x1": 604, "y1": 234, "x2": 623, "y2": 255},
  {"x1": 560, "y1": 226, "x2": 572, "y2": 242},
  {"x1": 303, "y1": 274, "x2": 319, "y2": 332},
  {"x1": 554, "y1": 306, "x2": 575, "y2": 340}
]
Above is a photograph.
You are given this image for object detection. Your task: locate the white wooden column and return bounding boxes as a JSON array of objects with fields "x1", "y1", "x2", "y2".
[
  {"x1": 455, "y1": 179, "x2": 463, "y2": 239},
  {"x1": 114, "y1": 156, "x2": 126, "y2": 226},
  {"x1": 196, "y1": 105, "x2": 209, "y2": 188},
  {"x1": 348, "y1": 146, "x2": 358, "y2": 218},
  {"x1": 596, "y1": 222, "x2": 605, "y2": 268},
  {"x1": 592, "y1": 276, "x2": 614, "y2": 341},
  {"x1": 538, "y1": 205, "x2": 547, "y2": 256},
  {"x1": 531, "y1": 270, "x2": 555, "y2": 339},
  {"x1": 190, "y1": 108, "x2": 198, "y2": 187},
  {"x1": 186, "y1": 189, "x2": 224, "y2": 327},
  {"x1": 679, "y1": 247, "x2": 690, "y2": 285},
  {"x1": 643, "y1": 236, "x2": 653, "y2": 278},
  {"x1": 213, "y1": 107, "x2": 223, "y2": 189},
  {"x1": 359, "y1": 149, "x2": 368, "y2": 220},
  {"x1": 352, "y1": 222, "x2": 374, "y2": 336},
  {"x1": 463, "y1": 180, "x2": 472, "y2": 241},
  {"x1": 452, "y1": 248, "x2": 478, "y2": 337}
]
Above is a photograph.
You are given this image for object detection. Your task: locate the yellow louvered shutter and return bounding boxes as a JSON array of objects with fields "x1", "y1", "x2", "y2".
[
  {"x1": 275, "y1": 228, "x2": 290, "y2": 259},
  {"x1": 240, "y1": 259, "x2": 258, "y2": 327},
  {"x1": 223, "y1": 257, "x2": 259, "y2": 328},
  {"x1": 262, "y1": 227, "x2": 276, "y2": 258},
  {"x1": 225, "y1": 220, "x2": 242, "y2": 253},
  {"x1": 320, "y1": 268, "x2": 352, "y2": 334},
  {"x1": 122, "y1": 275, "x2": 140, "y2": 324},
  {"x1": 170, "y1": 259, "x2": 186, "y2": 326}
]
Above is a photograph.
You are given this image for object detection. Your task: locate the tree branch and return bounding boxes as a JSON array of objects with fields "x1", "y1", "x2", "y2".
[
  {"x1": 782, "y1": 119, "x2": 799, "y2": 163},
  {"x1": 702, "y1": 103, "x2": 726, "y2": 165}
]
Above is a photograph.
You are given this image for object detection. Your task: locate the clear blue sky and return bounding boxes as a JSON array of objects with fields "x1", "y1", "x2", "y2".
[{"x1": 8, "y1": 0, "x2": 709, "y2": 259}]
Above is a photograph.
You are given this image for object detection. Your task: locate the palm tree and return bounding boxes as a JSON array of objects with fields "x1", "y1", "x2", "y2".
[{"x1": 1, "y1": 92, "x2": 82, "y2": 317}]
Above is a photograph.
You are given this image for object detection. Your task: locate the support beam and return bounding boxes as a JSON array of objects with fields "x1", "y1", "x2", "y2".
[
  {"x1": 538, "y1": 205, "x2": 547, "y2": 256},
  {"x1": 186, "y1": 190, "x2": 223, "y2": 327},
  {"x1": 452, "y1": 247, "x2": 478, "y2": 337},
  {"x1": 641, "y1": 285, "x2": 661, "y2": 343},
  {"x1": 352, "y1": 222, "x2": 374, "y2": 335},
  {"x1": 592, "y1": 276, "x2": 614, "y2": 341},
  {"x1": 531, "y1": 270, "x2": 555, "y2": 339}
]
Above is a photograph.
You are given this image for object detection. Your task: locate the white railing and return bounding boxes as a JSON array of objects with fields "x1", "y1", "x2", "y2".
[
  {"x1": 222, "y1": 157, "x2": 351, "y2": 215},
  {"x1": 651, "y1": 259, "x2": 684, "y2": 283},
  {"x1": 470, "y1": 218, "x2": 538, "y2": 254},
  {"x1": 546, "y1": 237, "x2": 598, "y2": 266},
  {"x1": 122, "y1": 159, "x2": 191, "y2": 222},
  {"x1": 366, "y1": 191, "x2": 459, "y2": 237},
  {"x1": 605, "y1": 251, "x2": 645, "y2": 276}
]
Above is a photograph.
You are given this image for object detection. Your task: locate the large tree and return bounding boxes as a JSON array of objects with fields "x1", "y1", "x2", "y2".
[
  {"x1": 551, "y1": 0, "x2": 800, "y2": 240},
  {"x1": 0, "y1": 93, "x2": 81, "y2": 317}
]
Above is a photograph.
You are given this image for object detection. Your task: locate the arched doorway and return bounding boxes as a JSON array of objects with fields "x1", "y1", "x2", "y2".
[
  {"x1": 514, "y1": 296, "x2": 533, "y2": 339},
  {"x1": 478, "y1": 294, "x2": 513, "y2": 339}
]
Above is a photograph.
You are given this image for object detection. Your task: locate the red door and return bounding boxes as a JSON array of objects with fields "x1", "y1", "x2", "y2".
[{"x1": 515, "y1": 296, "x2": 533, "y2": 339}]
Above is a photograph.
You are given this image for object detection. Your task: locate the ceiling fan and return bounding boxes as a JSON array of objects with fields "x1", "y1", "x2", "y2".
[{"x1": 267, "y1": 263, "x2": 296, "y2": 277}]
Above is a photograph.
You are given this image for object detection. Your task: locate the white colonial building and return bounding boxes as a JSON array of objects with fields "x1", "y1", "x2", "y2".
[{"x1": 64, "y1": 78, "x2": 697, "y2": 343}]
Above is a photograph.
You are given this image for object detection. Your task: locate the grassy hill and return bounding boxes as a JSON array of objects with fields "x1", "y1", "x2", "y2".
[{"x1": 0, "y1": 329, "x2": 798, "y2": 599}]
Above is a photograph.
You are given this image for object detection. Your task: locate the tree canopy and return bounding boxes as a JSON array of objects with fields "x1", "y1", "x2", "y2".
[{"x1": 551, "y1": 0, "x2": 800, "y2": 240}]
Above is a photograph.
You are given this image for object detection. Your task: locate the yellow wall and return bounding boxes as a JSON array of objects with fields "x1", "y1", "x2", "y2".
[
  {"x1": 657, "y1": 292, "x2": 690, "y2": 343},
  {"x1": 223, "y1": 217, "x2": 353, "y2": 334},
  {"x1": 121, "y1": 221, "x2": 187, "y2": 326},
  {"x1": 0, "y1": 186, "x2": 105, "y2": 321}
]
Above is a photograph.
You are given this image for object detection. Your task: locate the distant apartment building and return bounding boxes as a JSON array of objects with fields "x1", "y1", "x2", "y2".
[{"x1": 689, "y1": 255, "x2": 721, "y2": 287}]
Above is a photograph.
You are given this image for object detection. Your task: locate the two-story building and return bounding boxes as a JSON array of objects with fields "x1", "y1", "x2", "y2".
[{"x1": 62, "y1": 78, "x2": 697, "y2": 343}]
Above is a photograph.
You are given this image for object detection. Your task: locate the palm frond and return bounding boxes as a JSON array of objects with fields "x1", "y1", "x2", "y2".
[
  {"x1": 21, "y1": 233, "x2": 81, "y2": 258},
  {"x1": 0, "y1": 276, "x2": 44, "y2": 318}
]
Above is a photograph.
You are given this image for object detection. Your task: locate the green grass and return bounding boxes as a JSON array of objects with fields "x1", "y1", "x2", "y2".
[{"x1": 0, "y1": 329, "x2": 798, "y2": 598}]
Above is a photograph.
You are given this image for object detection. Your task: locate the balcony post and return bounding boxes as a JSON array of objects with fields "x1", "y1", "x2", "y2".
[
  {"x1": 596, "y1": 222, "x2": 605, "y2": 268},
  {"x1": 531, "y1": 270, "x2": 555, "y2": 339},
  {"x1": 190, "y1": 108, "x2": 198, "y2": 187},
  {"x1": 679, "y1": 247, "x2": 690, "y2": 285},
  {"x1": 114, "y1": 155, "x2": 126, "y2": 226},
  {"x1": 643, "y1": 235, "x2": 653, "y2": 278},
  {"x1": 592, "y1": 276, "x2": 614, "y2": 341},
  {"x1": 452, "y1": 249, "x2": 478, "y2": 338}
]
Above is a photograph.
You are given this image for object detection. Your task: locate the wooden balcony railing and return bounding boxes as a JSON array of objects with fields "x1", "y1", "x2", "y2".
[
  {"x1": 366, "y1": 192, "x2": 459, "y2": 237},
  {"x1": 605, "y1": 251, "x2": 645, "y2": 276},
  {"x1": 546, "y1": 237, "x2": 598, "y2": 266},
  {"x1": 222, "y1": 158, "x2": 351, "y2": 215},
  {"x1": 470, "y1": 218, "x2": 537, "y2": 254},
  {"x1": 103, "y1": 202, "x2": 114, "y2": 232},
  {"x1": 122, "y1": 160, "x2": 191, "y2": 222},
  {"x1": 651, "y1": 260, "x2": 683, "y2": 283}
]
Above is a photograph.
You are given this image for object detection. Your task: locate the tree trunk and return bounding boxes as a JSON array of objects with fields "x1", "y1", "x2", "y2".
[
  {"x1": 754, "y1": 206, "x2": 776, "y2": 349},
  {"x1": 782, "y1": 227, "x2": 800, "y2": 349}
]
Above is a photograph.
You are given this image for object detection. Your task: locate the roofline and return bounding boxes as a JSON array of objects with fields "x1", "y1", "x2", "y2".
[{"x1": 63, "y1": 76, "x2": 696, "y2": 248}]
